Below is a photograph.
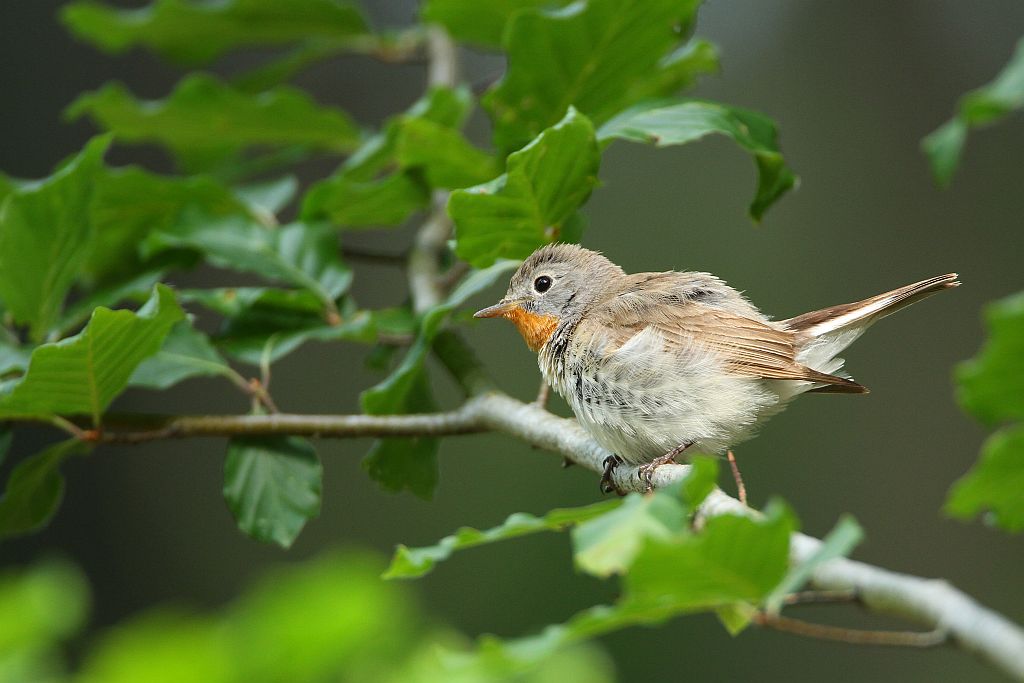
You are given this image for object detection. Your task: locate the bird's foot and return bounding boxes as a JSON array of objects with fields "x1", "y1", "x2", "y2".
[
  {"x1": 637, "y1": 442, "x2": 693, "y2": 493},
  {"x1": 600, "y1": 455, "x2": 624, "y2": 494}
]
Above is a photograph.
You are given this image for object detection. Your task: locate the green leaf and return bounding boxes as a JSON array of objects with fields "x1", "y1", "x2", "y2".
[
  {"x1": 624, "y1": 500, "x2": 795, "y2": 610},
  {"x1": 0, "y1": 559, "x2": 90, "y2": 646},
  {"x1": 130, "y1": 321, "x2": 235, "y2": 390},
  {"x1": 386, "y1": 500, "x2": 621, "y2": 579},
  {"x1": 181, "y1": 288, "x2": 375, "y2": 366},
  {"x1": 450, "y1": 108, "x2": 600, "y2": 268},
  {"x1": 572, "y1": 457, "x2": 717, "y2": 578},
  {"x1": 483, "y1": 0, "x2": 704, "y2": 152},
  {"x1": 86, "y1": 165, "x2": 250, "y2": 285},
  {"x1": 0, "y1": 136, "x2": 110, "y2": 341},
  {"x1": 0, "y1": 285, "x2": 184, "y2": 423},
  {"x1": 0, "y1": 343, "x2": 32, "y2": 379},
  {"x1": 598, "y1": 99, "x2": 797, "y2": 220},
  {"x1": 956, "y1": 291, "x2": 1024, "y2": 425},
  {"x1": 764, "y1": 514, "x2": 863, "y2": 615},
  {"x1": 144, "y1": 215, "x2": 351, "y2": 311},
  {"x1": 465, "y1": 602, "x2": 680, "y2": 673},
  {"x1": 924, "y1": 38, "x2": 1024, "y2": 186},
  {"x1": 56, "y1": 268, "x2": 165, "y2": 338},
  {"x1": 360, "y1": 261, "x2": 519, "y2": 497},
  {"x1": 361, "y1": 435, "x2": 439, "y2": 501},
  {"x1": 300, "y1": 86, "x2": 473, "y2": 227},
  {"x1": 421, "y1": 0, "x2": 572, "y2": 49},
  {"x1": 624, "y1": 39, "x2": 719, "y2": 103},
  {"x1": 233, "y1": 176, "x2": 298, "y2": 218},
  {"x1": 67, "y1": 75, "x2": 362, "y2": 172},
  {"x1": 61, "y1": 0, "x2": 368, "y2": 66},
  {"x1": 300, "y1": 173, "x2": 429, "y2": 228},
  {"x1": 0, "y1": 440, "x2": 91, "y2": 540},
  {"x1": 946, "y1": 425, "x2": 1024, "y2": 532},
  {"x1": 572, "y1": 494, "x2": 686, "y2": 578},
  {"x1": 395, "y1": 118, "x2": 501, "y2": 189},
  {"x1": 223, "y1": 436, "x2": 321, "y2": 548}
]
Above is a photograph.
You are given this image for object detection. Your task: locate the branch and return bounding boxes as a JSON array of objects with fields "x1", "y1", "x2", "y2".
[
  {"x1": 408, "y1": 26, "x2": 459, "y2": 314},
  {"x1": 39, "y1": 390, "x2": 1024, "y2": 679}
]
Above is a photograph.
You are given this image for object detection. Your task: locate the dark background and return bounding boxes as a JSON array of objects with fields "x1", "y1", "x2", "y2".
[{"x1": 3, "y1": 1, "x2": 1023, "y2": 681}]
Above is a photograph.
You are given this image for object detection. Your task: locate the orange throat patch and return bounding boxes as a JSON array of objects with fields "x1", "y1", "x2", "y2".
[{"x1": 503, "y1": 306, "x2": 559, "y2": 352}]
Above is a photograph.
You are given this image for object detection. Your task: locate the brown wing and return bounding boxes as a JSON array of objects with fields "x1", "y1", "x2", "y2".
[{"x1": 596, "y1": 272, "x2": 867, "y2": 393}]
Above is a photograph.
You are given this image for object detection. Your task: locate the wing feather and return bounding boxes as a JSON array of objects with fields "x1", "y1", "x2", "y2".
[{"x1": 595, "y1": 272, "x2": 866, "y2": 393}]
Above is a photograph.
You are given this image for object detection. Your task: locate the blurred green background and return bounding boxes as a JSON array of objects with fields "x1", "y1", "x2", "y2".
[{"x1": 3, "y1": 1, "x2": 1023, "y2": 681}]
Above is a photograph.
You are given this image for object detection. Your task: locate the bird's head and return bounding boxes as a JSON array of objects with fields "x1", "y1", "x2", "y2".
[{"x1": 474, "y1": 243, "x2": 624, "y2": 351}]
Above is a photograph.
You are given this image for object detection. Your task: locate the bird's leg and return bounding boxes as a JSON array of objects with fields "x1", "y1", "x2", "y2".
[
  {"x1": 600, "y1": 455, "x2": 624, "y2": 494},
  {"x1": 637, "y1": 441, "x2": 693, "y2": 493},
  {"x1": 726, "y1": 450, "x2": 747, "y2": 506}
]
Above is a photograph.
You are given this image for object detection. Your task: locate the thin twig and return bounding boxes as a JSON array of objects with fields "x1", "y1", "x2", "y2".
[
  {"x1": 534, "y1": 380, "x2": 551, "y2": 408},
  {"x1": 753, "y1": 613, "x2": 948, "y2": 648},
  {"x1": 726, "y1": 450, "x2": 747, "y2": 505},
  {"x1": 784, "y1": 589, "x2": 860, "y2": 607}
]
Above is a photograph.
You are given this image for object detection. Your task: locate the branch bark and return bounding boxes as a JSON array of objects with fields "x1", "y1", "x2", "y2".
[
  {"x1": 408, "y1": 26, "x2": 459, "y2": 314},
  {"x1": 42, "y1": 391, "x2": 1024, "y2": 679}
]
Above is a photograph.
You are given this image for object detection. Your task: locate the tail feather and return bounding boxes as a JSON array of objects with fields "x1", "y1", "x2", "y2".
[
  {"x1": 782, "y1": 273, "x2": 960, "y2": 341},
  {"x1": 782, "y1": 273, "x2": 960, "y2": 392}
]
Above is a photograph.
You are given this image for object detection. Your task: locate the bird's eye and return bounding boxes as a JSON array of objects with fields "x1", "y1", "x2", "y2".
[{"x1": 534, "y1": 275, "x2": 552, "y2": 293}]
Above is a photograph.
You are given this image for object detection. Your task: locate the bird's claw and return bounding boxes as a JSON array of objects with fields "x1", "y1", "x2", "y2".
[
  {"x1": 600, "y1": 455, "x2": 624, "y2": 494},
  {"x1": 636, "y1": 445, "x2": 690, "y2": 493}
]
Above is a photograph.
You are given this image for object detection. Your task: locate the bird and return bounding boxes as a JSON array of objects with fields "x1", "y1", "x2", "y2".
[{"x1": 474, "y1": 243, "x2": 959, "y2": 494}]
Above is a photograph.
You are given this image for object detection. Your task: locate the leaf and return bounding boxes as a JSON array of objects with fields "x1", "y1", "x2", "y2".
[
  {"x1": 233, "y1": 175, "x2": 298, "y2": 218},
  {"x1": 956, "y1": 291, "x2": 1024, "y2": 425},
  {"x1": 421, "y1": 0, "x2": 572, "y2": 49},
  {"x1": 300, "y1": 173, "x2": 429, "y2": 228},
  {"x1": 223, "y1": 436, "x2": 321, "y2": 548},
  {"x1": 0, "y1": 136, "x2": 110, "y2": 341},
  {"x1": 764, "y1": 514, "x2": 863, "y2": 615},
  {"x1": 395, "y1": 118, "x2": 501, "y2": 189},
  {"x1": 130, "y1": 321, "x2": 236, "y2": 390},
  {"x1": 946, "y1": 426, "x2": 1024, "y2": 532},
  {"x1": 624, "y1": 500, "x2": 796, "y2": 610},
  {"x1": 361, "y1": 435, "x2": 439, "y2": 501},
  {"x1": 0, "y1": 440, "x2": 91, "y2": 540},
  {"x1": 86, "y1": 165, "x2": 250, "y2": 285},
  {"x1": 572, "y1": 457, "x2": 717, "y2": 578},
  {"x1": 0, "y1": 285, "x2": 184, "y2": 424},
  {"x1": 449, "y1": 108, "x2": 600, "y2": 268},
  {"x1": 483, "y1": 0, "x2": 704, "y2": 152},
  {"x1": 0, "y1": 559, "x2": 90, "y2": 645},
  {"x1": 144, "y1": 215, "x2": 351, "y2": 311},
  {"x1": 181, "y1": 288, "x2": 376, "y2": 366},
  {"x1": 385, "y1": 500, "x2": 621, "y2": 579},
  {"x1": 56, "y1": 268, "x2": 166, "y2": 338},
  {"x1": 300, "y1": 86, "x2": 473, "y2": 227},
  {"x1": 0, "y1": 342, "x2": 32, "y2": 378},
  {"x1": 360, "y1": 261, "x2": 519, "y2": 497},
  {"x1": 624, "y1": 39, "x2": 719, "y2": 103},
  {"x1": 598, "y1": 99, "x2": 797, "y2": 220},
  {"x1": 923, "y1": 38, "x2": 1024, "y2": 186},
  {"x1": 61, "y1": 0, "x2": 368, "y2": 66},
  {"x1": 572, "y1": 494, "x2": 686, "y2": 578},
  {"x1": 66, "y1": 75, "x2": 362, "y2": 172}
]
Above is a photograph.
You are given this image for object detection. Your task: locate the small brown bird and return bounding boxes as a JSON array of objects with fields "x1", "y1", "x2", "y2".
[{"x1": 475, "y1": 244, "x2": 959, "y2": 492}]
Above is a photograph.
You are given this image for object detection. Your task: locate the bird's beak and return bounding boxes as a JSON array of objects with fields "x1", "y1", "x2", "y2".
[{"x1": 474, "y1": 299, "x2": 520, "y2": 319}]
